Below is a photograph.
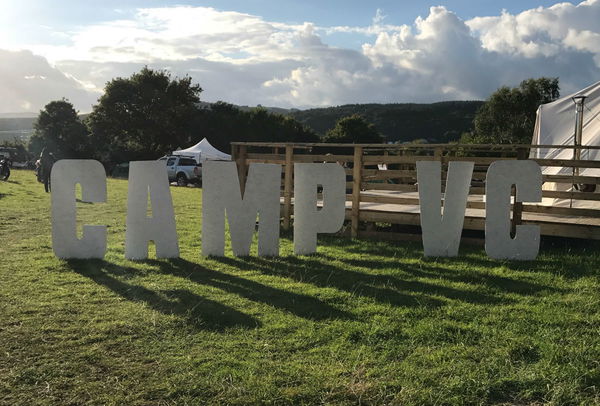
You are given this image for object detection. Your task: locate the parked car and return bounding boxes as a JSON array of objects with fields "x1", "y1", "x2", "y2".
[{"x1": 158, "y1": 155, "x2": 201, "y2": 186}]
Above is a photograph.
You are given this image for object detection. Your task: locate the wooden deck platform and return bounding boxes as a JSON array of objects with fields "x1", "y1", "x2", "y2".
[
  {"x1": 347, "y1": 191, "x2": 600, "y2": 240},
  {"x1": 282, "y1": 190, "x2": 600, "y2": 240},
  {"x1": 235, "y1": 142, "x2": 600, "y2": 241}
]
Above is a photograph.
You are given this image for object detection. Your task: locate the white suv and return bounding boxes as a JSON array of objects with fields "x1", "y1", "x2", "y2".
[{"x1": 158, "y1": 155, "x2": 201, "y2": 186}]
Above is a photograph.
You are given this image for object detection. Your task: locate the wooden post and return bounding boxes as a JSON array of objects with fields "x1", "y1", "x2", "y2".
[
  {"x1": 236, "y1": 145, "x2": 247, "y2": 197},
  {"x1": 434, "y1": 147, "x2": 443, "y2": 168},
  {"x1": 511, "y1": 147, "x2": 527, "y2": 236},
  {"x1": 351, "y1": 146, "x2": 363, "y2": 238},
  {"x1": 283, "y1": 145, "x2": 294, "y2": 230}
]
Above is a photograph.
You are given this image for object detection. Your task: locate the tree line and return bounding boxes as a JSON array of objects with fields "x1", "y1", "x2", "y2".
[
  {"x1": 4, "y1": 66, "x2": 561, "y2": 168},
  {"x1": 25, "y1": 68, "x2": 387, "y2": 170}
]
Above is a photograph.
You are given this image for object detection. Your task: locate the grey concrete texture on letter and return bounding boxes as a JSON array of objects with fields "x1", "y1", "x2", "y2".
[
  {"x1": 51, "y1": 159, "x2": 107, "y2": 259},
  {"x1": 293, "y1": 163, "x2": 346, "y2": 255},
  {"x1": 202, "y1": 161, "x2": 281, "y2": 257},
  {"x1": 125, "y1": 161, "x2": 179, "y2": 260},
  {"x1": 417, "y1": 161, "x2": 474, "y2": 257},
  {"x1": 485, "y1": 160, "x2": 542, "y2": 260}
]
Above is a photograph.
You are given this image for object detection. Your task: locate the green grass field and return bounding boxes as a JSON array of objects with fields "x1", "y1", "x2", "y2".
[{"x1": 1, "y1": 169, "x2": 599, "y2": 405}]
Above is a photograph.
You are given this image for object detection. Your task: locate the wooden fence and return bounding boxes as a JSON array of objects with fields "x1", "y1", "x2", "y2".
[{"x1": 230, "y1": 142, "x2": 600, "y2": 241}]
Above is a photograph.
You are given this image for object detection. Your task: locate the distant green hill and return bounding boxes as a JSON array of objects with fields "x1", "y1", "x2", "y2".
[
  {"x1": 288, "y1": 101, "x2": 484, "y2": 143},
  {"x1": 0, "y1": 101, "x2": 484, "y2": 145},
  {"x1": 0, "y1": 114, "x2": 90, "y2": 144},
  {"x1": 0, "y1": 116, "x2": 36, "y2": 143}
]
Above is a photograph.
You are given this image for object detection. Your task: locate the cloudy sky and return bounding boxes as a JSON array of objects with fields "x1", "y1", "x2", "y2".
[{"x1": 0, "y1": 0, "x2": 599, "y2": 114}]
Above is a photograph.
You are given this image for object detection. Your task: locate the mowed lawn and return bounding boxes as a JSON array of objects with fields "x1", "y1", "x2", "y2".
[{"x1": 1, "y1": 169, "x2": 599, "y2": 405}]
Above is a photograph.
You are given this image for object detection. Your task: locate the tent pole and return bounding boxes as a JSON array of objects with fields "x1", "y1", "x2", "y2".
[{"x1": 572, "y1": 96, "x2": 586, "y2": 175}]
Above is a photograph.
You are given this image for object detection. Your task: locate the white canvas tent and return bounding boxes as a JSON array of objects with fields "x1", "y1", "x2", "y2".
[
  {"x1": 531, "y1": 80, "x2": 600, "y2": 207},
  {"x1": 173, "y1": 138, "x2": 231, "y2": 163},
  {"x1": 531, "y1": 80, "x2": 600, "y2": 175}
]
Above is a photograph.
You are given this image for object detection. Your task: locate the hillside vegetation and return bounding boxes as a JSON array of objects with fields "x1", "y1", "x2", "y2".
[
  {"x1": 0, "y1": 116, "x2": 36, "y2": 143},
  {"x1": 0, "y1": 101, "x2": 482, "y2": 146},
  {"x1": 289, "y1": 101, "x2": 483, "y2": 143}
]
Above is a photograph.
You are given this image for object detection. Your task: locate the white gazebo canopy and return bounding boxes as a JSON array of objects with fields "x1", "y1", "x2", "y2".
[{"x1": 173, "y1": 138, "x2": 231, "y2": 163}]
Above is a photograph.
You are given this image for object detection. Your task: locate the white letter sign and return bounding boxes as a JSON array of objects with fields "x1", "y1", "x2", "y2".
[
  {"x1": 51, "y1": 159, "x2": 107, "y2": 259},
  {"x1": 293, "y1": 163, "x2": 346, "y2": 255},
  {"x1": 202, "y1": 162, "x2": 281, "y2": 256},
  {"x1": 417, "y1": 161, "x2": 474, "y2": 257},
  {"x1": 485, "y1": 160, "x2": 542, "y2": 260},
  {"x1": 125, "y1": 161, "x2": 179, "y2": 260}
]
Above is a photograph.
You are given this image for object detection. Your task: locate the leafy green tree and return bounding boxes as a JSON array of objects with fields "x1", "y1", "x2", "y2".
[
  {"x1": 290, "y1": 102, "x2": 481, "y2": 143},
  {"x1": 245, "y1": 107, "x2": 319, "y2": 143},
  {"x1": 462, "y1": 77, "x2": 560, "y2": 144},
  {"x1": 190, "y1": 103, "x2": 319, "y2": 153},
  {"x1": 28, "y1": 99, "x2": 89, "y2": 158},
  {"x1": 87, "y1": 67, "x2": 202, "y2": 165},
  {"x1": 322, "y1": 114, "x2": 384, "y2": 143}
]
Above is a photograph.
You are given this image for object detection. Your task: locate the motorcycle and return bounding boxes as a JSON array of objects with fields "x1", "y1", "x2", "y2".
[{"x1": 0, "y1": 158, "x2": 11, "y2": 181}]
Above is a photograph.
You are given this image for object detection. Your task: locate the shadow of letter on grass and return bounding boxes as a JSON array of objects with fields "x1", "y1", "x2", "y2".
[
  {"x1": 143, "y1": 258, "x2": 353, "y2": 321},
  {"x1": 65, "y1": 259, "x2": 260, "y2": 331}
]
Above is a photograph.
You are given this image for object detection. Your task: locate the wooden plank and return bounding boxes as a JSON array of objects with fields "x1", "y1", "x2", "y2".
[
  {"x1": 359, "y1": 194, "x2": 420, "y2": 205},
  {"x1": 362, "y1": 155, "x2": 514, "y2": 165},
  {"x1": 527, "y1": 221, "x2": 600, "y2": 239},
  {"x1": 362, "y1": 169, "x2": 417, "y2": 180},
  {"x1": 360, "y1": 182, "x2": 486, "y2": 195},
  {"x1": 362, "y1": 155, "x2": 434, "y2": 164},
  {"x1": 542, "y1": 190, "x2": 600, "y2": 200},
  {"x1": 247, "y1": 153, "x2": 286, "y2": 161},
  {"x1": 522, "y1": 205, "x2": 600, "y2": 218},
  {"x1": 361, "y1": 169, "x2": 488, "y2": 181},
  {"x1": 232, "y1": 142, "x2": 600, "y2": 154},
  {"x1": 362, "y1": 183, "x2": 417, "y2": 192},
  {"x1": 358, "y1": 193, "x2": 488, "y2": 210},
  {"x1": 247, "y1": 159, "x2": 286, "y2": 164},
  {"x1": 351, "y1": 146, "x2": 363, "y2": 238},
  {"x1": 543, "y1": 174, "x2": 600, "y2": 184},
  {"x1": 298, "y1": 154, "x2": 355, "y2": 162},
  {"x1": 534, "y1": 158, "x2": 600, "y2": 168},
  {"x1": 352, "y1": 210, "x2": 422, "y2": 226},
  {"x1": 283, "y1": 145, "x2": 294, "y2": 230},
  {"x1": 445, "y1": 156, "x2": 514, "y2": 164}
]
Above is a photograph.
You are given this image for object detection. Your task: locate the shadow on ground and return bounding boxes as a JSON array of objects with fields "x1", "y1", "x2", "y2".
[
  {"x1": 315, "y1": 235, "x2": 599, "y2": 279},
  {"x1": 65, "y1": 257, "x2": 354, "y2": 331},
  {"x1": 144, "y1": 258, "x2": 353, "y2": 321},
  {"x1": 63, "y1": 237, "x2": 573, "y2": 332},
  {"x1": 214, "y1": 255, "x2": 556, "y2": 307},
  {"x1": 65, "y1": 259, "x2": 260, "y2": 331}
]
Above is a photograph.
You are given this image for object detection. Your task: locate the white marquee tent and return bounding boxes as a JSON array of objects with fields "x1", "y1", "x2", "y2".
[
  {"x1": 173, "y1": 138, "x2": 231, "y2": 163},
  {"x1": 531, "y1": 80, "x2": 600, "y2": 176},
  {"x1": 531, "y1": 80, "x2": 600, "y2": 207}
]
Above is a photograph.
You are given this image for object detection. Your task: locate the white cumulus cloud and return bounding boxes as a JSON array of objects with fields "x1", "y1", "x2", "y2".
[
  {"x1": 2, "y1": 1, "x2": 600, "y2": 113},
  {"x1": 0, "y1": 49, "x2": 99, "y2": 114}
]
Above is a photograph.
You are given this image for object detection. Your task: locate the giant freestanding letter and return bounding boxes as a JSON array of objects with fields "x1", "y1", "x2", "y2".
[
  {"x1": 125, "y1": 161, "x2": 179, "y2": 260},
  {"x1": 294, "y1": 163, "x2": 346, "y2": 255},
  {"x1": 51, "y1": 159, "x2": 107, "y2": 259},
  {"x1": 202, "y1": 162, "x2": 281, "y2": 256},
  {"x1": 485, "y1": 160, "x2": 542, "y2": 260},
  {"x1": 417, "y1": 161, "x2": 474, "y2": 257}
]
